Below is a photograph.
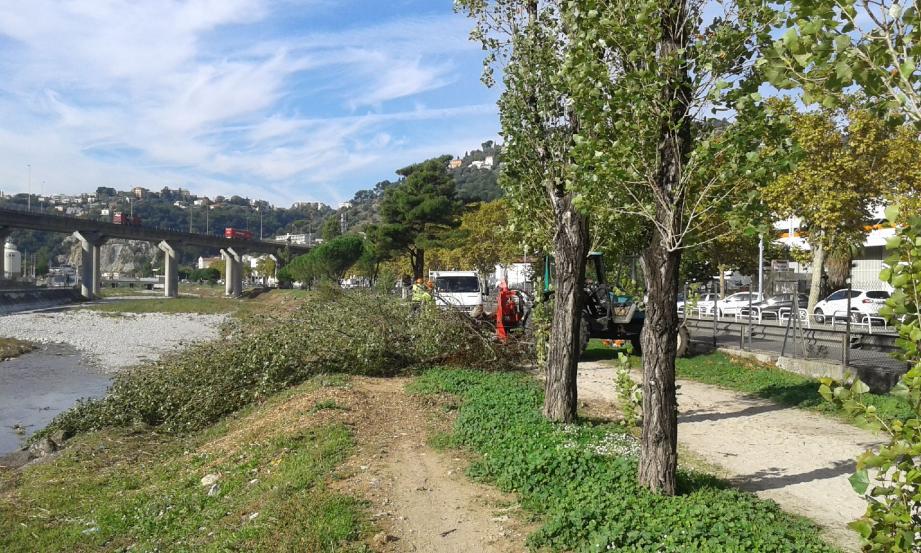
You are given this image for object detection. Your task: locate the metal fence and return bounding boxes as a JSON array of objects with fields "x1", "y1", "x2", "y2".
[{"x1": 680, "y1": 281, "x2": 907, "y2": 392}]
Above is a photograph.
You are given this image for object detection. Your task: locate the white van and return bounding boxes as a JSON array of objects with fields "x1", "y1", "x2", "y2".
[{"x1": 430, "y1": 271, "x2": 483, "y2": 314}]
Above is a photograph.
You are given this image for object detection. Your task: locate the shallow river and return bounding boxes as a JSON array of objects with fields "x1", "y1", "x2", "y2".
[{"x1": 0, "y1": 344, "x2": 110, "y2": 454}]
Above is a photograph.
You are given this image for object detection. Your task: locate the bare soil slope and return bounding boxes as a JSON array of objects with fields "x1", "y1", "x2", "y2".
[{"x1": 336, "y1": 377, "x2": 531, "y2": 553}]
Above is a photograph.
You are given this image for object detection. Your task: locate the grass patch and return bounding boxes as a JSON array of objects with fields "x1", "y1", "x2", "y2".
[
  {"x1": 311, "y1": 399, "x2": 349, "y2": 413},
  {"x1": 0, "y1": 378, "x2": 369, "y2": 553},
  {"x1": 82, "y1": 289, "x2": 313, "y2": 318},
  {"x1": 412, "y1": 368, "x2": 838, "y2": 552},
  {"x1": 84, "y1": 296, "x2": 242, "y2": 315},
  {"x1": 675, "y1": 353, "x2": 915, "y2": 423},
  {"x1": 0, "y1": 337, "x2": 33, "y2": 359}
]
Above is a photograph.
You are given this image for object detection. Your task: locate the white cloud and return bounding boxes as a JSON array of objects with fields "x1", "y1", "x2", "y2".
[{"x1": 0, "y1": 1, "x2": 500, "y2": 205}]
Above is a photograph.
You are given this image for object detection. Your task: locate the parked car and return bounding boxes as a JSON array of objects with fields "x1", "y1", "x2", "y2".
[
  {"x1": 813, "y1": 289, "x2": 890, "y2": 324},
  {"x1": 715, "y1": 292, "x2": 764, "y2": 317},
  {"x1": 739, "y1": 293, "x2": 809, "y2": 320},
  {"x1": 678, "y1": 292, "x2": 718, "y2": 315}
]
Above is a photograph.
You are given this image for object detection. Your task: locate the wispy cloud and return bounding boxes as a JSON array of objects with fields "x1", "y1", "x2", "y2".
[{"x1": 0, "y1": 1, "x2": 499, "y2": 206}]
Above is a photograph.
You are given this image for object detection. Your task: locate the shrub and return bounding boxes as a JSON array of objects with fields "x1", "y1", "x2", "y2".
[
  {"x1": 413, "y1": 368, "x2": 838, "y2": 552},
  {"x1": 818, "y1": 207, "x2": 921, "y2": 552},
  {"x1": 39, "y1": 289, "x2": 514, "y2": 439}
]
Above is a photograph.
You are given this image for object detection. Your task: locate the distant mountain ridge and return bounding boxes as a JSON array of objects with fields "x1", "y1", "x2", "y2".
[{"x1": 0, "y1": 141, "x2": 503, "y2": 273}]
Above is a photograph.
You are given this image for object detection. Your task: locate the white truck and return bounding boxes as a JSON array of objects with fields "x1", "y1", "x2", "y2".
[{"x1": 429, "y1": 270, "x2": 483, "y2": 314}]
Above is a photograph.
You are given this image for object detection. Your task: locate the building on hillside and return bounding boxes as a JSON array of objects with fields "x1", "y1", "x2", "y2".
[
  {"x1": 131, "y1": 187, "x2": 148, "y2": 199},
  {"x1": 483, "y1": 155, "x2": 495, "y2": 168},
  {"x1": 197, "y1": 256, "x2": 222, "y2": 270},
  {"x1": 448, "y1": 158, "x2": 463, "y2": 169},
  {"x1": 274, "y1": 233, "x2": 308, "y2": 245}
]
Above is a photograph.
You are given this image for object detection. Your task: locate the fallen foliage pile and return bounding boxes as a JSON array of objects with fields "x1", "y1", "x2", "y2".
[{"x1": 40, "y1": 289, "x2": 513, "y2": 438}]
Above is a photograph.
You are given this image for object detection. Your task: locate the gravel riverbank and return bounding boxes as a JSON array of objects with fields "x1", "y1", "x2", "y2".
[{"x1": 0, "y1": 310, "x2": 228, "y2": 372}]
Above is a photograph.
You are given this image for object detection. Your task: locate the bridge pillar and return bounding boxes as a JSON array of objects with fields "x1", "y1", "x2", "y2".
[
  {"x1": 158, "y1": 241, "x2": 179, "y2": 298},
  {"x1": 73, "y1": 231, "x2": 105, "y2": 300},
  {"x1": 221, "y1": 248, "x2": 243, "y2": 297},
  {"x1": 0, "y1": 226, "x2": 10, "y2": 280},
  {"x1": 92, "y1": 243, "x2": 102, "y2": 296}
]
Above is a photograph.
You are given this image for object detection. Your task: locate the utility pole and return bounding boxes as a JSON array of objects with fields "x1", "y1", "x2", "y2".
[
  {"x1": 259, "y1": 209, "x2": 263, "y2": 240},
  {"x1": 205, "y1": 207, "x2": 209, "y2": 234},
  {"x1": 758, "y1": 234, "x2": 764, "y2": 298},
  {"x1": 189, "y1": 209, "x2": 193, "y2": 233},
  {"x1": 27, "y1": 164, "x2": 31, "y2": 212}
]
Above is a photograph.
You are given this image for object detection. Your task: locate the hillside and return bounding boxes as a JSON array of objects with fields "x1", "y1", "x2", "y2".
[{"x1": 0, "y1": 142, "x2": 502, "y2": 274}]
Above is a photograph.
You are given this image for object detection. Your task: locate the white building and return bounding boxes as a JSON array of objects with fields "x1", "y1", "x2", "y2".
[
  {"x1": 771, "y1": 206, "x2": 894, "y2": 291},
  {"x1": 274, "y1": 233, "x2": 309, "y2": 245},
  {"x1": 197, "y1": 256, "x2": 222, "y2": 270},
  {"x1": 4, "y1": 241, "x2": 22, "y2": 279}
]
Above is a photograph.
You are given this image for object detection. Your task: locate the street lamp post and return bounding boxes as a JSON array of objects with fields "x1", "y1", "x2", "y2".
[{"x1": 27, "y1": 164, "x2": 31, "y2": 212}]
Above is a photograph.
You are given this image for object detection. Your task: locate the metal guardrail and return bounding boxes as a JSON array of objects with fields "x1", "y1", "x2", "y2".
[{"x1": 682, "y1": 314, "x2": 907, "y2": 390}]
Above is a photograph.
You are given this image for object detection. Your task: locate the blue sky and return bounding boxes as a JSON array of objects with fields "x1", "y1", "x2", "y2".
[{"x1": 0, "y1": 0, "x2": 501, "y2": 207}]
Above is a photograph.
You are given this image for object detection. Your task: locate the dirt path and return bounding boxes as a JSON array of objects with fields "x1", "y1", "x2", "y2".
[
  {"x1": 337, "y1": 378, "x2": 530, "y2": 553},
  {"x1": 577, "y1": 361, "x2": 879, "y2": 551}
]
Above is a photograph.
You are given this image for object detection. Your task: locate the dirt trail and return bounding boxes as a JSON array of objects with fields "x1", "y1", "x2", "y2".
[
  {"x1": 338, "y1": 378, "x2": 529, "y2": 553},
  {"x1": 578, "y1": 361, "x2": 879, "y2": 551}
]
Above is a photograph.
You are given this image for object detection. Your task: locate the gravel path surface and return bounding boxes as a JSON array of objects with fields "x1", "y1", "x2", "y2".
[
  {"x1": 0, "y1": 310, "x2": 228, "y2": 372},
  {"x1": 578, "y1": 360, "x2": 877, "y2": 552}
]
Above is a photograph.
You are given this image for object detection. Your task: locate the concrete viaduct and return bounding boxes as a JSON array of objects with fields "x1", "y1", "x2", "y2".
[{"x1": 0, "y1": 207, "x2": 311, "y2": 300}]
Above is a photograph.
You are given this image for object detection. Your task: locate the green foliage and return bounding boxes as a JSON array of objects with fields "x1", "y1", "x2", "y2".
[
  {"x1": 38, "y1": 290, "x2": 515, "y2": 439},
  {"x1": 320, "y1": 215, "x2": 341, "y2": 242},
  {"x1": 372, "y1": 155, "x2": 464, "y2": 277},
  {"x1": 765, "y1": 0, "x2": 921, "y2": 123},
  {"x1": 411, "y1": 368, "x2": 838, "y2": 552},
  {"x1": 286, "y1": 234, "x2": 366, "y2": 285},
  {"x1": 817, "y1": 209, "x2": 921, "y2": 552},
  {"x1": 189, "y1": 267, "x2": 221, "y2": 283},
  {"x1": 675, "y1": 353, "x2": 913, "y2": 423},
  {"x1": 2, "y1": 417, "x2": 367, "y2": 552},
  {"x1": 613, "y1": 348, "x2": 642, "y2": 426},
  {"x1": 427, "y1": 199, "x2": 522, "y2": 274}
]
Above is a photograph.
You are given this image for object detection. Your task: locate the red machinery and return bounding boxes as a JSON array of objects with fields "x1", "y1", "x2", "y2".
[
  {"x1": 495, "y1": 281, "x2": 524, "y2": 342},
  {"x1": 224, "y1": 228, "x2": 254, "y2": 240},
  {"x1": 113, "y1": 212, "x2": 141, "y2": 225}
]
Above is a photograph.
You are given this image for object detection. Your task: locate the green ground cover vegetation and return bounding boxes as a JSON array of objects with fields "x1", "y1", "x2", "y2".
[
  {"x1": 410, "y1": 368, "x2": 839, "y2": 552},
  {"x1": 586, "y1": 339, "x2": 913, "y2": 426},
  {"x1": 0, "y1": 376, "x2": 369, "y2": 553},
  {"x1": 0, "y1": 337, "x2": 33, "y2": 359}
]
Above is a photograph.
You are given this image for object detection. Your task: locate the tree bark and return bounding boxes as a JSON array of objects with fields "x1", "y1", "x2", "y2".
[
  {"x1": 543, "y1": 194, "x2": 589, "y2": 422},
  {"x1": 410, "y1": 248, "x2": 425, "y2": 280},
  {"x1": 807, "y1": 241, "x2": 825, "y2": 316},
  {"x1": 639, "y1": 240, "x2": 682, "y2": 495},
  {"x1": 825, "y1": 249, "x2": 851, "y2": 291},
  {"x1": 638, "y1": 0, "x2": 691, "y2": 496}
]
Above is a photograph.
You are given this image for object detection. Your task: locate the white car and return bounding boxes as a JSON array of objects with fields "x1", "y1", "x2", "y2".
[
  {"x1": 715, "y1": 292, "x2": 764, "y2": 317},
  {"x1": 813, "y1": 289, "x2": 890, "y2": 324},
  {"x1": 679, "y1": 293, "x2": 718, "y2": 316}
]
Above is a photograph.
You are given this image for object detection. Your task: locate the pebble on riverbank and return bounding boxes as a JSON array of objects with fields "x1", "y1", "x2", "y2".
[{"x1": 0, "y1": 310, "x2": 228, "y2": 372}]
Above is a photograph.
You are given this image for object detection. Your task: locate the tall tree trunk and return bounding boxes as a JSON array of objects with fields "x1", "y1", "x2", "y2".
[
  {"x1": 807, "y1": 241, "x2": 825, "y2": 316},
  {"x1": 639, "y1": 0, "x2": 691, "y2": 496},
  {"x1": 718, "y1": 264, "x2": 727, "y2": 300},
  {"x1": 639, "y1": 241, "x2": 682, "y2": 495},
  {"x1": 410, "y1": 249, "x2": 425, "y2": 280},
  {"x1": 543, "y1": 195, "x2": 589, "y2": 422},
  {"x1": 825, "y1": 249, "x2": 851, "y2": 291}
]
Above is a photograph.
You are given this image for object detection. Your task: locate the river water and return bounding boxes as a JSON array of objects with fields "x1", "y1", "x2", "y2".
[{"x1": 0, "y1": 344, "x2": 110, "y2": 454}]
